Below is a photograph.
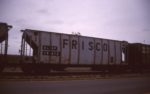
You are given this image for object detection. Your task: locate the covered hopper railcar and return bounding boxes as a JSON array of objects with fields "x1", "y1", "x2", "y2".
[
  {"x1": 20, "y1": 29, "x2": 128, "y2": 74},
  {"x1": 128, "y1": 43, "x2": 150, "y2": 72},
  {"x1": 0, "y1": 23, "x2": 12, "y2": 72}
]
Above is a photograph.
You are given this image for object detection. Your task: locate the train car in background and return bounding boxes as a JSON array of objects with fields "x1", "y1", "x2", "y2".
[
  {"x1": 128, "y1": 43, "x2": 150, "y2": 72},
  {"x1": 0, "y1": 23, "x2": 12, "y2": 72},
  {"x1": 20, "y1": 29, "x2": 128, "y2": 74}
]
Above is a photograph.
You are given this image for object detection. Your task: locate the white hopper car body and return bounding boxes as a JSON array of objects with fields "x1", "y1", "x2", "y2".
[{"x1": 21, "y1": 29, "x2": 128, "y2": 72}]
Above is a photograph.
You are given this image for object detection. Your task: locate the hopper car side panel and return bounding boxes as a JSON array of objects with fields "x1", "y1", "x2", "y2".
[
  {"x1": 61, "y1": 34, "x2": 70, "y2": 64},
  {"x1": 102, "y1": 39, "x2": 109, "y2": 65},
  {"x1": 70, "y1": 35, "x2": 79, "y2": 64},
  {"x1": 115, "y1": 41, "x2": 122, "y2": 64},
  {"x1": 79, "y1": 37, "x2": 94, "y2": 64},
  {"x1": 95, "y1": 38, "x2": 102, "y2": 64},
  {"x1": 40, "y1": 32, "x2": 51, "y2": 63},
  {"x1": 109, "y1": 41, "x2": 115, "y2": 65},
  {"x1": 50, "y1": 33, "x2": 60, "y2": 64}
]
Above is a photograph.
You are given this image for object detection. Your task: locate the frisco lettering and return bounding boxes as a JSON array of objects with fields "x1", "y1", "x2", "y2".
[{"x1": 63, "y1": 39, "x2": 108, "y2": 51}]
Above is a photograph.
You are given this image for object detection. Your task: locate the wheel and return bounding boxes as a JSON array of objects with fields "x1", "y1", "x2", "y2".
[
  {"x1": 0, "y1": 67, "x2": 4, "y2": 73},
  {"x1": 91, "y1": 67, "x2": 99, "y2": 71},
  {"x1": 33, "y1": 65, "x2": 50, "y2": 74},
  {"x1": 52, "y1": 66, "x2": 65, "y2": 71},
  {"x1": 21, "y1": 65, "x2": 33, "y2": 74},
  {"x1": 91, "y1": 67, "x2": 104, "y2": 71},
  {"x1": 0, "y1": 63, "x2": 4, "y2": 73},
  {"x1": 33, "y1": 68, "x2": 50, "y2": 74}
]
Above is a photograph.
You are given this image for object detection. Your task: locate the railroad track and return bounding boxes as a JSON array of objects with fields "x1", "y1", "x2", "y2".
[
  {"x1": 0, "y1": 71, "x2": 106, "y2": 80},
  {"x1": 0, "y1": 71, "x2": 150, "y2": 81},
  {"x1": 0, "y1": 71, "x2": 103, "y2": 76}
]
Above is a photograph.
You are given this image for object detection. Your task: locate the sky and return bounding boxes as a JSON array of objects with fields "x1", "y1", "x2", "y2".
[{"x1": 0, "y1": 0, "x2": 150, "y2": 54}]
